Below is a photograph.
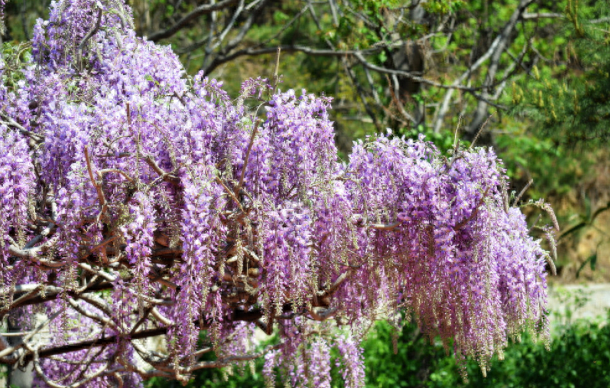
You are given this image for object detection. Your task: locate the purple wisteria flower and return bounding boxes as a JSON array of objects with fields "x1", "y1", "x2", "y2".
[{"x1": 0, "y1": 0, "x2": 555, "y2": 386}]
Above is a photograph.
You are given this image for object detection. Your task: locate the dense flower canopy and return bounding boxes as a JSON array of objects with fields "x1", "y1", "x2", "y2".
[{"x1": 0, "y1": 1, "x2": 555, "y2": 386}]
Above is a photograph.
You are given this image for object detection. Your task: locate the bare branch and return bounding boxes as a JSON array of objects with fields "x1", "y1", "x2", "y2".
[
  {"x1": 215, "y1": 176, "x2": 244, "y2": 211},
  {"x1": 78, "y1": 8, "x2": 103, "y2": 51},
  {"x1": 513, "y1": 179, "x2": 534, "y2": 207},
  {"x1": 84, "y1": 145, "x2": 108, "y2": 219},
  {"x1": 369, "y1": 222, "x2": 401, "y2": 231},
  {"x1": 19, "y1": 306, "x2": 270, "y2": 363},
  {"x1": 308, "y1": 306, "x2": 338, "y2": 321},
  {"x1": 433, "y1": 34, "x2": 502, "y2": 132},
  {"x1": 143, "y1": 155, "x2": 180, "y2": 185},
  {"x1": 8, "y1": 239, "x2": 64, "y2": 268},
  {"x1": 522, "y1": 12, "x2": 564, "y2": 20},
  {"x1": 186, "y1": 344, "x2": 282, "y2": 372},
  {"x1": 317, "y1": 269, "x2": 355, "y2": 299},
  {"x1": 0, "y1": 112, "x2": 44, "y2": 142},
  {"x1": 237, "y1": 118, "x2": 262, "y2": 195},
  {"x1": 10, "y1": 282, "x2": 113, "y2": 310},
  {"x1": 454, "y1": 188, "x2": 490, "y2": 231},
  {"x1": 33, "y1": 350, "x2": 113, "y2": 388},
  {"x1": 98, "y1": 168, "x2": 135, "y2": 183},
  {"x1": 147, "y1": 0, "x2": 239, "y2": 42},
  {"x1": 466, "y1": 0, "x2": 535, "y2": 135},
  {"x1": 0, "y1": 310, "x2": 62, "y2": 360}
]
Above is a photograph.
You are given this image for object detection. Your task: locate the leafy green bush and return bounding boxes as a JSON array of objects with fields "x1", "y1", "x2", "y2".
[
  {"x1": 146, "y1": 309, "x2": 610, "y2": 388},
  {"x1": 446, "y1": 313, "x2": 610, "y2": 388}
]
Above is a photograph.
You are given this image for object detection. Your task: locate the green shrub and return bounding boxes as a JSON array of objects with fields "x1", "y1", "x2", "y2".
[{"x1": 146, "y1": 312, "x2": 610, "y2": 388}]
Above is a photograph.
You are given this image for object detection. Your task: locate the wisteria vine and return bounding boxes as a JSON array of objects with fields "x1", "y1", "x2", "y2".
[{"x1": 0, "y1": 1, "x2": 556, "y2": 387}]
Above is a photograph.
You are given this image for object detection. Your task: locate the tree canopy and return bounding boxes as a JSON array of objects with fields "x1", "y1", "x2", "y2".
[{"x1": 0, "y1": 1, "x2": 557, "y2": 387}]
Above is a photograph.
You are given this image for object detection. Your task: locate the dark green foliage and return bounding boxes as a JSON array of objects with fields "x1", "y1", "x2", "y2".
[
  {"x1": 145, "y1": 310, "x2": 610, "y2": 388},
  {"x1": 450, "y1": 315, "x2": 610, "y2": 388},
  {"x1": 356, "y1": 314, "x2": 610, "y2": 388},
  {"x1": 1, "y1": 42, "x2": 31, "y2": 91},
  {"x1": 145, "y1": 350, "x2": 266, "y2": 388},
  {"x1": 359, "y1": 320, "x2": 458, "y2": 388},
  {"x1": 515, "y1": 1, "x2": 610, "y2": 147}
]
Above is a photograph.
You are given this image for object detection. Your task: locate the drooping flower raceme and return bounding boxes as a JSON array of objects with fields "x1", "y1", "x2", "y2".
[{"x1": 0, "y1": 1, "x2": 554, "y2": 387}]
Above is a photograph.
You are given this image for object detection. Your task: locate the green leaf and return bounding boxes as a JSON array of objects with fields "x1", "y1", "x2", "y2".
[
  {"x1": 273, "y1": 10, "x2": 290, "y2": 23},
  {"x1": 559, "y1": 221, "x2": 586, "y2": 241},
  {"x1": 575, "y1": 253, "x2": 597, "y2": 278},
  {"x1": 590, "y1": 252, "x2": 598, "y2": 271}
]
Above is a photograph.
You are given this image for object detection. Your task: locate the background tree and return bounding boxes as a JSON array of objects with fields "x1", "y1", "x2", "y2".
[
  {"x1": 514, "y1": 0, "x2": 610, "y2": 146},
  {"x1": 128, "y1": 0, "x2": 549, "y2": 143},
  {"x1": 0, "y1": 0, "x2": 558, "y2": 387},
  {"x1": 0, "y1": 0, "x2": 574, "y2": 146}
]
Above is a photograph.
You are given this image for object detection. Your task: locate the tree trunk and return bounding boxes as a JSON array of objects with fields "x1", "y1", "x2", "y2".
[{"x1": 6, "y1": 315, "x2": 34, "y2": 388}]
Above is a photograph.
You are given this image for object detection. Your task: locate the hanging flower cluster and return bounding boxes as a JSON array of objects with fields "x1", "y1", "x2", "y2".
[{"x1": 0, "y1": 0, "x2": 555, "y2": 386}]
